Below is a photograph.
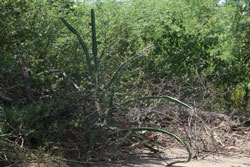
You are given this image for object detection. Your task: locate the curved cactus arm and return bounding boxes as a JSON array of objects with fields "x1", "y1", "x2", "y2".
[
  {"x1": 61, "y1": 18, "x2": 93, "y2": 76},
  {"x1": 121, "y1": 96, "x2": 191, "y2": 109},
  {"x1": 61, "y1": 18, "x2": 77, "y2": 34},
  {"x1": 106, "y1": 45, "x2": 154, "y2": 89},
  {"x1": 106, "y1": 54, "x2": 141, "y2": 89},
  {"x1": 119, "y1": 127, "x2": 192, "y2": 166},
  {"x1": 76, "y1": 34, "x2": 93, "y2": 76}
]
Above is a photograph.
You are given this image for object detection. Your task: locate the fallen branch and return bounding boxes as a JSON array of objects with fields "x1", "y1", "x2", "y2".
[{"x1": 0, "y1": 91, "x2": 14, "y2": 103}]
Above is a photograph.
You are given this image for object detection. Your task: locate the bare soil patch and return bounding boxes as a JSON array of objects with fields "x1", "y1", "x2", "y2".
[
  {"x1": 117, "y1": 148, "x2": 250, "y2": 167},
  {"x1": 13, "y1": 107, "x2": 250, "y2": 167},
  {"x1": 106, "y1": 105, "x2": 250, "y2": 167}
]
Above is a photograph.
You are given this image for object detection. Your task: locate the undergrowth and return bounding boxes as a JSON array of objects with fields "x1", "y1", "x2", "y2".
[{"x1": 0, "y1": 9, "x2": 192, "y2": 167}]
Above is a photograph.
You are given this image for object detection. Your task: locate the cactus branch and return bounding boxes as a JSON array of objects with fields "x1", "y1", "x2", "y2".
[{"x1": 61, "y1": 18, "x2": 93, "y2": 76}]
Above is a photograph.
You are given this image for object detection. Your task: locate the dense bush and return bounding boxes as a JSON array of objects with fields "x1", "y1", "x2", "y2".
[{"x1": 0, "y1": 0, "x2": 249, "y2": 165}]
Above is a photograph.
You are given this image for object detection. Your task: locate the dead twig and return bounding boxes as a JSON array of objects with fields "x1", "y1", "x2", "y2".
[{"x1": 18, "y1": 59, "x2": 35, "y2": 102}]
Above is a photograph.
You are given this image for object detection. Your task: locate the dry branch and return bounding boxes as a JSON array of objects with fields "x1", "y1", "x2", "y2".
[{"x1": 18, "y1": 59, "x2": 35, "y2": 102}]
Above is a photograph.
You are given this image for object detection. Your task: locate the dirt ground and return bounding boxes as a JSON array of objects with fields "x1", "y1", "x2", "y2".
[
  {"x1": 23, "y1": 152, "x2": 250, "y2": 167},
  {"x1": 21, "y1": 109, "x2": 250, "y2": 167},
  {"x1": 117, "y1": 148, "x2": 250, "y2": 167},
  {"x1": 105, "y1": 109, "x2": 250, "y2": 167}
]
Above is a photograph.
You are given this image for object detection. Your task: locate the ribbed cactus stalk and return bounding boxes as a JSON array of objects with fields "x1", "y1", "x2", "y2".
[
  {"x1": 90, "y1": 9, "x2": 102, "y2": 113},
  {"x1": 91, "y1": 9, "x2": 99, "y2": 85}
]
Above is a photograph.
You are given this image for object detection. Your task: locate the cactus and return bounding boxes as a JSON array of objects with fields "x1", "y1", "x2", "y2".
[
  {"x1": 61, "y1": 18, "x2": 92, "y2": 76},
  {"x1": 91, "y1": 9, "x2": 99, "y2": 85},
  {"x1": 61, "y1": 9, "x2": 192, "y2": 166}
]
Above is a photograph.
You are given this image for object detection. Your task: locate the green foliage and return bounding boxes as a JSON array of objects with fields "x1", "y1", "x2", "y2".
[
  {"x1": 1, "y1": 102, "x2": 53, "y2": 145},
  {"x1": 61, "y1": 8, "x2": 191, "y2": 117},
  {"x1": 60, "y1": 8, "x2": 192, "y2": 164},
  {"x1": 0, "y1": 0, "x2": 249, "y2": 165},
  {"x1": 0, "y1": 0, "x2": 74, "y2": 98},
  {"x1": 1, "y1": 0, "x2": 248, "y2": 109}
]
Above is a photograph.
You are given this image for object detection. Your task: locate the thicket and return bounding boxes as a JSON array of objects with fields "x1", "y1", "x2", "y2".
[{"x1": 0, "y1": 0, "x2": 249, "y2": 166}]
